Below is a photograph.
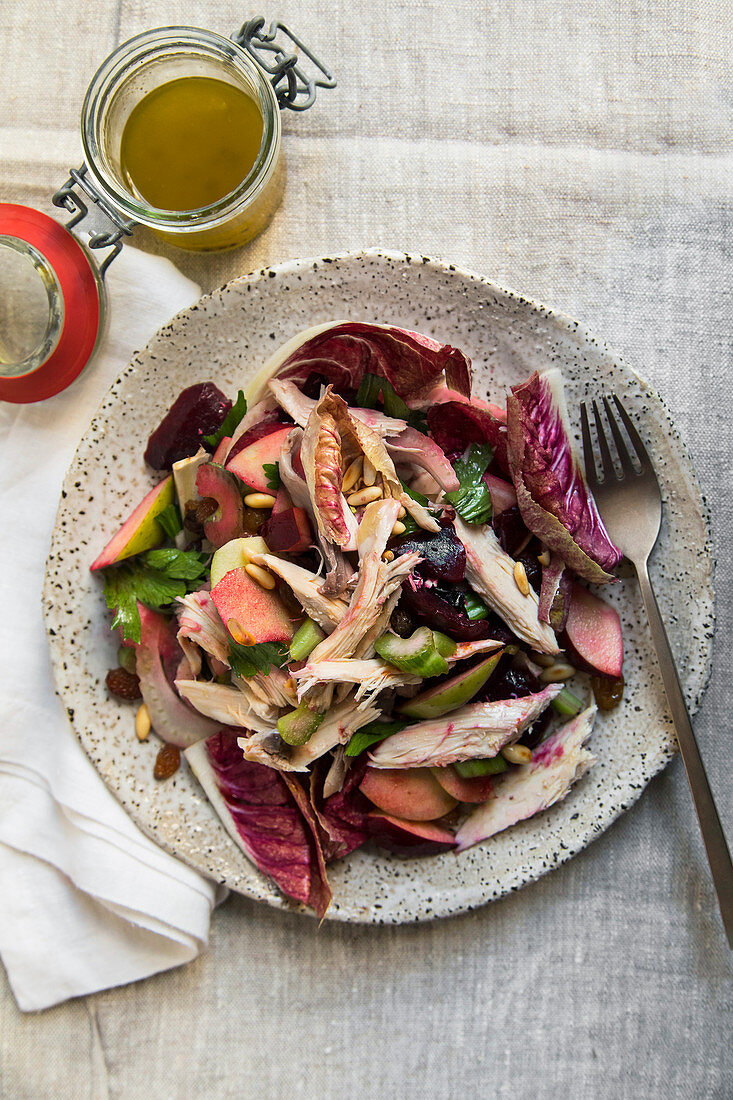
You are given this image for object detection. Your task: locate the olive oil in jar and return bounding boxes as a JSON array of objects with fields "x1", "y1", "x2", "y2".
[{"x1": 119, "y1": 76, "x2": 264, "y2": 212}]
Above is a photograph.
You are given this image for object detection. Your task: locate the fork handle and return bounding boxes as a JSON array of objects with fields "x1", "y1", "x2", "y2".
[{"x1": 636, "y1": 563, "x2": 733, "y2": 947}]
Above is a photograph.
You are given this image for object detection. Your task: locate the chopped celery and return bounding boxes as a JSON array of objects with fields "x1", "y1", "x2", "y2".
[
  {"x1": 432, "y1": 631, "x2": 457, "y2": 658},
  {"x1": 277, "y1": 702, "x2": 325, "y2": 746},
  {"x1": 374, "y1": 626, "x2": 450, "y2": 677},
  {"x1": 463, "y1": 591, "x2": 489, "y2": 621},
  {"x1": 551, "y1": 687, "x2": 584, "y2": 718},
  {"x1": 455, "y1": 757, "x2": 509, "y2": 778},
  {"x1": 289, "y1": 618, "x2": 326, "y2": 661}
]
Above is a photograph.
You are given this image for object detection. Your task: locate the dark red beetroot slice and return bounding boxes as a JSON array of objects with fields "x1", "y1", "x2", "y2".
[
  {"x1": 564, "y1": 582, "x2": 623, "y2": 678},
  {"x1": 368, "y1": 813, "x2": 457, "y2": 857},
  {"x1": 360, "y1": 767, "x2": 458, "y2": 821},
  {"x1": 261, "y1": 506, "x2": 313, "y2": 554},
  {"x1": 431, "y1": 765, "x2": 494, "y2": 804},
  {"x1": 226, "y1": 410, "x2": 290, "y2": 462},
  {"x1": 144, "y1": 383, "x2": 232, "y2": 470},
  {"x1": 427, "y1": 400, "x2": 509, "y2": 471},
  {"x1": 392, "y1": 523, "x2": 466, "y2": 582},
  {"x1": 196, "y1": 463, "x2": 245, "y2": 548},
  {"x1": 400, "y1": 584, "x2": 503, "y2": 642}
]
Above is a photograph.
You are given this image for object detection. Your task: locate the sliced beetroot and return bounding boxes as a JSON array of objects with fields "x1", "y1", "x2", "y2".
[
  {"x1": 400, "y1": 582, "x2": 510, "y2": 642},
  {"x1": 427, "y1": 400, "x2": 509, "y2": 471},
  {"x1": 564, "y1": 582, "x2": 623, "y2": 678},
  {"x1": 492, "y1": 504, "x2": 531, "y2": 556},
  {"x1": 195, "y1": 463, "x2": 245, "y2": 548},
  {"x1": 368, "y1": 812, "x2": 457, "y2": 857},
  {"x1": 226, "y1": 409, "x2": 290, "y2": 462},
  {"x1": 360, "y1": 767, "x2": 458, "y2": 821},
  {"x1": 261, "y1": 506, "x2": 313, "y2": 554},
  {"x1": 144, "y1": 383, "x2": 232, "y2": 470},
  {"x1": 392, "y1": 523, "x2": 465, "y2": 582}
]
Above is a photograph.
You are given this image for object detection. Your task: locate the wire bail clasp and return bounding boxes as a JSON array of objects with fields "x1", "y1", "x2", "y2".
[
  {"x1": 52, "y1": 166, "x2": 135, "y2": 276},
  {"x1": 233, "y1": 17, "x2": 336, "y2": 111}
]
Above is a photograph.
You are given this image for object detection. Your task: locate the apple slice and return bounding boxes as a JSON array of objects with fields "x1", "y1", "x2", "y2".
[
  {"x1": 210, "y1": 537, "x2": 269, "y2": 588},
  {"x1": 212, "y1": 435, "x2": 231, "y2": 464},
  {"x1": 367, "y1": 813, "x2": 457, "y2": 856},
  {"x1": 90, "y1": 476, "x2": 174, "y2": 571},
  {"x1": 210, "y1": 567, "x2": 295, "y2": 644},
  {"x1": 359, "y1": 767, "x2": 457, "y2": 821},
  {"x1": 196, "y1": 463, "x2": 245, "y2": 548},
  {"x1": 431, "y1": 765, "x2": 495, "y2": 804},
  {"x1": 564, "y1": 583, "x2": 623, "y2": 678},
  {"x1": 396, "y1": 651, "x2": 503, "y2": 719},
  {"x1": 226, "y1": 426, "x2": 292, "y2": 492}
]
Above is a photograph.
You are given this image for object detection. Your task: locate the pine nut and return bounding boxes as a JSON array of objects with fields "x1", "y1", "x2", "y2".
[
  {"x1": 362, "y1": 456, "x2": 377, "y2": 486},
  {"x1": 502, "y1": 744, "x2": 533, "y2": 765},
  {"x1": 390, "y1": 521, "x2": 406, "y2": 537},
  {"x1": 227, "y1": 618, "x2": 257, "y2": 645},
  {"x1": 342, "y1": 456, "x2": 363, "y2": 492},
  {"x1": 245, "y1": 563, "x2": 277, "y2": 590},
  {"x1": 540, "y1": 662, "x2": 576, "y2": 683},
  {"x1": 533, "y1": 652, "x2": 557, "y2": 668},
  {"x1": 243, "y1": 492, "x2": 276, "y2": 509},
  {"x1": 397, "y1": 505, "x2": 407, "y2": 519},
  {"x1": 513, "y1": 560, "x2": 531, "y2": 596},
  {"x1": 382, "y1": 550, "x2": 395, "y2": 561},
  {"x1": 135, "y1": 703, "x2": 151, "y2": 741},
  {"x1": 347, "y1": 486, "x2": 383, "y2": 507},
  {"x1": 537, "y1": 549, "x2": 551, "y2": 567}
]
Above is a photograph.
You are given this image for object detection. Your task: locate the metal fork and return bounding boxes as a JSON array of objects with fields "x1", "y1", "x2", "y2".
[{"x1": 581, "y1": 395, "x2": 733, "y2": 947}]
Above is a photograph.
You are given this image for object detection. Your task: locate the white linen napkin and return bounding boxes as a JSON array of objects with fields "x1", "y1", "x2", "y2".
[{"x1": 0, "y1": 242, "x2": 223, "y2": 1013}]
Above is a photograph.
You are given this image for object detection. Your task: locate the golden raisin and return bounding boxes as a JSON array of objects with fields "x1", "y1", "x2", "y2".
[
  {"x1": 591, "y1": 674, "x2": 625, "y2": 710},
  {"x1": 154, "y1": 743, "x2": 181, "y2": 780}
]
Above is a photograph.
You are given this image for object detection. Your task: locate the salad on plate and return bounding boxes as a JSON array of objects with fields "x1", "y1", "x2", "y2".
[{"x1": 92, "y1": 321, "x2": 625, "y2": 916}]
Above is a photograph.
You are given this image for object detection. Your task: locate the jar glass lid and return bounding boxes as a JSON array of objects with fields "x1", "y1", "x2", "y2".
[{"x1": 0, "y1": 205, "x2": 103, "y2": 404}]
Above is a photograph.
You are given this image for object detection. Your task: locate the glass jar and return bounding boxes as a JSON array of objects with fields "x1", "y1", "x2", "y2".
[{"x1": 81, "y1": 26, "x2": 285, "y2": 252}]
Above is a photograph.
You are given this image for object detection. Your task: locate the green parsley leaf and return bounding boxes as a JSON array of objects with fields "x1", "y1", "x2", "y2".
[
  {"x1": 228, "y1": 640, "x2": 289, "y2": 679},
  {"x1": 262, "y1": 462, "x2": 281, "y2": 493},
  {"x1": 345, "y1": 719, "x2": 409, "y2": 757},
  {"x1": 156, "y1": 503, "x2": 182, "y2": 540},
  {"x1": 102, "y1": 549, "x2": 211, "y2": 643},
  {"x1": 204, "y1": 390, "x2": 247, "y2": 448},
  {"x1": 444, "y1": 443, "x2": 494, "y2": 525}
]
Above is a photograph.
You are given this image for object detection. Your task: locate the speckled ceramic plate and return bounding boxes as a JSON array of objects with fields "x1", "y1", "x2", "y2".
[{"x1": 44, "y1": 249, "x2": 714, "y2": 924}]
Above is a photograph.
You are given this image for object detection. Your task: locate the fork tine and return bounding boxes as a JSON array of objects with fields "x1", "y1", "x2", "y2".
[
  {"x1": 612, "y1": 396, "x2": 649, "y2": 471},
  {"x1": 591, "y1": 400, "x2": 617, "y2": 482},
  {"x1": 580, "y1": 402, "x2": 598, "y2": 486},
  {"x1": 602, "y1": 396, "x2": 638, "y2": 477}
]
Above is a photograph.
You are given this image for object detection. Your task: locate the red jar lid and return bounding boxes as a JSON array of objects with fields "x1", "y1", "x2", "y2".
[{"x1": 0, "y1": 204, "x2": 103, "y2": 403}]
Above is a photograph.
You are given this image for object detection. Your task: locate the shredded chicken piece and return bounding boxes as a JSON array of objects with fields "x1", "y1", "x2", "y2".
[
  {"x1": 255, "y1": 553, "x2": 348, "y2": 631},
  {"x1": 176, "y1": 591, "x2": 231, "y2": 674},
  {"x1": 455, "y1": 517, "x2": 561, "y2": 655},
  {"x1": 231, "y1": 667, "x2": 295, "y2": 720},
  {"x1": 174, "y1": 680, "x2": 274, "y2": 731},
  {"x1": 238, "y1": 697, "x2": 380, "y2": 772},
  {"x1": 368, "y1": 685, "x2": 562, "y2": 768},
  {"x1": 300, "y1": 499, "x2": 420, "y2": 709},
  {"x1": 292, "y1": 658, "x2": 421, "y2": 706},
  {"x1": 455, "y1": 706, "x2": 597, "y2": 850}
]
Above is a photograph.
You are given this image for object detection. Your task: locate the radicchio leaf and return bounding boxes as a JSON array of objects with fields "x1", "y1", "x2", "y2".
[
  {"x1": 300, "y1": 392, "x2": 359, "y2": 550},
  {"x1": 187, "y1": 730, "x2": 330, "y2": 915},
  {"x1": 537, "y1": 555, "x2": 571, "y2": 630},
  {"x1": 384, "y1": 426, "x2": 459, "y2": 492},
  {"x1": 260, "y1": 321, "x2": 472, "y2": 402},
  {"x1": 309, "y1": 762, "x2": 370, "y2": 862},
  {"x1": 506, "y1": 371, "x2": 621, "y2": 583},
  {"x1": 427, "y1": 401, "x2": 509, "y2": 473}
]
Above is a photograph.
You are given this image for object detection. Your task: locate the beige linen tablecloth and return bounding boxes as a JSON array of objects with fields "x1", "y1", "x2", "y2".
[{"x1": 1, "y1": 1, "x2": 731, "y2": 1097}]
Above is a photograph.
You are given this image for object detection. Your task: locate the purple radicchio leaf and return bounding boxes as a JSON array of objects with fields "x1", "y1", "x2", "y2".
[
  {"x1": 309, "y1": 761, "x2": 370, "y2": 862},
  {"x1": 506, "y1": 370, "x2": 622, "y2": 583},
  {"x1": 187, "y1": 730, "x2": 329, "y2": 915},
  {"x1": 267, "y1": 322, "x2": 472, "y2": 402},
  {"x1": 427, "y1": 400, "x2": 510, "y2": 472}
]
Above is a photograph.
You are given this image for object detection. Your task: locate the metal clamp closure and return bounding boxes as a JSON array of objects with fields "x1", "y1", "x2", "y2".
[
  {"x1": 233, "y1": 17, "x2": 336, "y2": 112},
  {"x1": 52, "y1": 166, "x2": 135, "y2": 276}
]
